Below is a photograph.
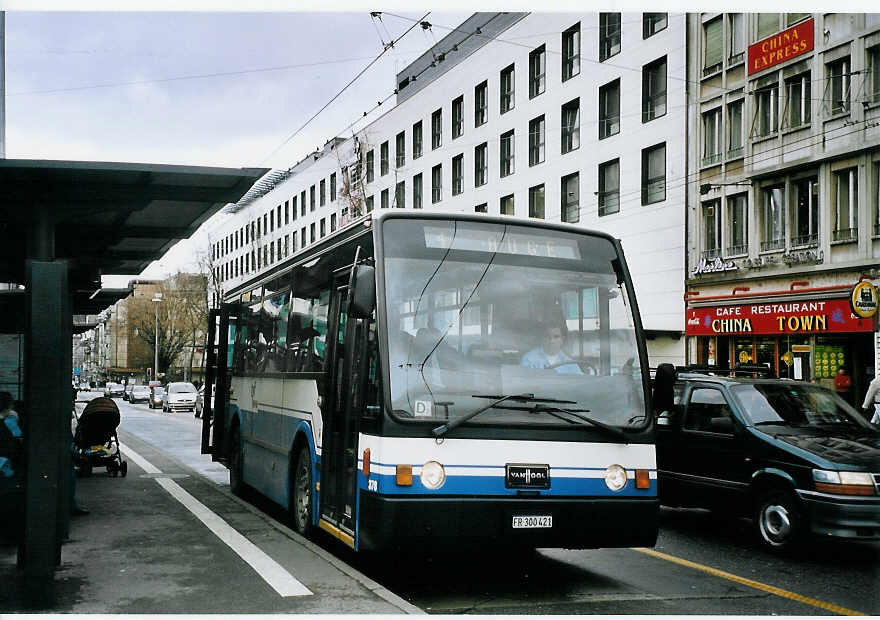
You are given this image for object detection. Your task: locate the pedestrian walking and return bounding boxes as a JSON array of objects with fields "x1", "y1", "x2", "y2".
[
  {"x1": 834, "y1": 367, "x2": 852, "y2": 406},
  {"x1": 862, "y1": 375, "x2": 880, "y2": 425}
]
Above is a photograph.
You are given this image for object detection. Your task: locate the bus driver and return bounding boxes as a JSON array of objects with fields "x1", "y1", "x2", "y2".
[{"x1": 520, "y1": 322, "x2": 583, "y2": 374}]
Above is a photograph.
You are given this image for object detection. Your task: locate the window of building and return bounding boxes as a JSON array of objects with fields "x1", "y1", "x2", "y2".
[
  {"x1": 310, "y1": 186, "x2": 316, "y2": 211},
  {"x1": 561, "y1": 172, "x2": 580, "y2": 223},
  {"x1": 599, "y1": 13, "x2": 620, "y2": 62},
  {"x1": 529, "y1": 44, "x2": 546, "y2": 98},
  {"x1": 310, "y1": 222, "x2": 316, "y2": 244},
  {"x1": 529, "y1": 184, "x2": 545, "y2": 219},
  {"x1": 475, "y1": 81, "x2": 488, "y2": 126},
  {"x1": 869, "y1": 46, "x2": 880, "y2": 105},
  {"x1": 643, "y1": 13, "x2": 667, "y2": 38},
  {"x1": 263, "y1": 213, "x2": 268, "y2": 234},
  {"x1": 702, "y1": 200, "x2": 722, "y2": 259},
  {"x1": 318, "y1": 218, "x2": 325, "y2": 238},
  {"x1": 452, "y1": 96, "x2": 464, "y2": 139},
  {"x1": 291, "y1": 196, "x2": 297, "y2": 222},
  {"x1": 413, "y1": 173, "x2": 423, "y2": 209},
  {"x1": 300, "y1": 226, "x2": 306, "y2": 247},
  {"x1": 833, "y1": 167, "x2": 858, "y2": 242},
  {"x1": 729, "y1": 14, "x2": 745, "y2": 64},
  {"x1": 330, "y1": 173, "x2": 336, "y2": 202},
  {"x1": 702, "y1": 108, "x2": 722, "y2": 167},
  {"x1": 783, "y1": 72, "x2": 811, "y2": 129},
  {"x1": 792, "y1": 176, "x2": 819, "y2": 247},
  {"x1": 432, "y1": 108, "x2": 442, "y2": 149},
  {"x1": 500, "y1": 194, "x2": 515, "y2": 216},
  {"x1": 366, "y1": 195, "x2": 374, "y2": 213},
  {"x1": 752, "y1": 81, "x2": 779, "y2": 137},
  {"x1": 452, "y1": 154, "x2": 464, "y2": 195},
  {"x1": 826, "y1": 57, "x2": 851, "y2": 115},
  {"x1": 380, "y1": 141, "x2": 389, "y2": 176},
  {"x1": 330, "y1": 214, "x2": 337, "y2": 233},
  {"x1": 529, "y1": 115, "x2": 545, "y2": 166},
  {"x1": 757, "y1": 13, "x2": 779, "y2": 40},
  {"x1": 563, "y1": 22, "x2": 581, "y2": 79},
  {"x1": 381, "y1": 188, "x2": 389, "y2": 210},
  {"x1": 320, "y1": 179, "x2": 326, "y2": 206},
  {"x1": 561, "y1": 98, "x2": 580, "y2": 153},
  {"x1": 432, "y1": 164, "x2": 442, "y2": 203},
  {"x1": 396, "y1": 131, "x2": 405, "y2": 168},
  {"x1": 786, "y1": 13, "x2": 809, "y2": 26},
  {"x1": 873, "y1": 162, "x2": 880, "y2": 236},
  {"x1": 727, "y1": 194, "x2": 748, "y2": 255},
  {"x1": 413, "y1": 121, "x2": 423, "y2": 159},
  {"x1": 300, "y1": 191, "x2": 306, "y2": 217},
  {"x1": 475, "y1": 142, "x2": 488, "y2": 187},
  {"x1": 760, "y1": 185, "x2": 786, "y2": 251},
  {"x1": 642, "y1": 56, "x2": 667, "y2": 122},
  {"x1": 366, "y1": 149, "x2": 375, "y2": 182},
  {"x1": 598, "y1": 159, "x2": 620, "y2": 216},
  {"x1": 599, "y1": 78, "x2": 620, "y2": 139},
  {"x1": 395, "y1": 181, "x2": 405, "y2": 209},
  {"x1": 641, "y1": 143, "x2": 666, "y2": 205},
  {"x1": 703, "y1": 17, "x2": 723, "y2": 76},
  {"x1": 500, "y1": 130, "x2": 514, "y2": 177},
  {"x1": 500, "y1": 64, "x2": 515, "y2": 114},
  {"x1": 475, "y1": 203, "x2": 488, "y2": 214}
]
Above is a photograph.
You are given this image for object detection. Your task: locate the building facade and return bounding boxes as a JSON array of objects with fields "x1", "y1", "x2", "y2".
[
  {"x1": 686, "y1": 13, "x2": 880, "y2": 401},
  {"x1": 210, "y1": 12, "x2": 689, "y2": 366}
]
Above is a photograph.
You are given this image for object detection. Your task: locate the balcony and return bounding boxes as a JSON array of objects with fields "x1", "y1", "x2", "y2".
[
  {"x1": 726, "y1": 244, "x2": 748, "y2": 257},
  {"x1": 701, "y1": 152, "x2": 722, "y2": 167},
  {"x1": 701, "y1": 248, "x2": 722, "y2": 260},
  {"x1": 760, "y1": 238, "x2": 785, "y2": 252},
  {"x1": 832, "y1": 228, "x2": 858, "y2": 243},
  {"x1": 726, "y1": 146, "x2": 744, "y2": 160},
  {"x1": 790, "y1": 233, "x2": 818, "y2": 248}
]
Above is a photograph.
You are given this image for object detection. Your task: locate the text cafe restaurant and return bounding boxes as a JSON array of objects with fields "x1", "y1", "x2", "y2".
[{"x1": 686, "y1": 279, "x2": 879, "y2": 390}]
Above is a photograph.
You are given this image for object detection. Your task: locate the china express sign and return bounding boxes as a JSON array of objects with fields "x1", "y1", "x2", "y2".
[
  {"x1": 686, "y1": 298, "x2": 875, "y2": 336},
  {"x1": 748, "y1": 19, "x2": 814, "y2": 76}
]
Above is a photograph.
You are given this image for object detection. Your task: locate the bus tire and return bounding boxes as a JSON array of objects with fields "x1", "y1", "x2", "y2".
[
  {"x1": 291, "y1": 446, "x2": 313, "y2": 536},
  {"x1": 229, "y1": 426, "x2": 245, "y2": 498}
]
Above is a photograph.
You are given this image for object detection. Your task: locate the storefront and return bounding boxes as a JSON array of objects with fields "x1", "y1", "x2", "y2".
[{"x1": 685, "y1": 283, "x2": 878, "y2": 398}]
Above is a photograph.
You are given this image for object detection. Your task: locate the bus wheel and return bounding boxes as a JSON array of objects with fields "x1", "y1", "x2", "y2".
[
  {"x1": 292, "y1": 447, "x2": 312, "y2": 536},
  {"x1": 229, "y1": 426, "x2": 245, "y2": 497}
]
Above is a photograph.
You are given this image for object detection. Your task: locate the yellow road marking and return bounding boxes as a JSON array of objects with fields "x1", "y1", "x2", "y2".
[{"x1": 632, "y1": 547, "x2": 866, "y2": 616}]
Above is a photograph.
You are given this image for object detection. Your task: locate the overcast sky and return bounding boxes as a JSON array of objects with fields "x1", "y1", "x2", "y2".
[{"x1": 3, "y1": 8, "x2": 474, "y2": 285}]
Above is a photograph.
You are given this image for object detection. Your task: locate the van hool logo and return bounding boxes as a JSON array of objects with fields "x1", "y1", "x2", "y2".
[
  {"x1": 850, "y1": 282, "x2": 878, "y2": 319},
  {"x1": 506, "y1": 464, "x2": 550, "y2": 489}
]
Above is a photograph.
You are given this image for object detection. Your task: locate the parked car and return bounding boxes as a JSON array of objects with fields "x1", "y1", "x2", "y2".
[
  {"x1": 79, "y1": 382, "x2": 90, "y2": 391},
  {"x1": 162, "y1": 382, "x2": 198, "y2": 413},
  {"x1": 194, "y1": 384, "x2": 216, "y2": 419},
  {"x1": 129, "y1": 385, "x2": 151, "y2": 404},
  {"x1": 149, "y1": 387, "x2": 165, "y2": 409},
  {"x1": 655, "y1": 367, "x2": 880, "y2": 551},
  {"x1": 103, "y1": 383, "x2": 125, "y2": 398}
]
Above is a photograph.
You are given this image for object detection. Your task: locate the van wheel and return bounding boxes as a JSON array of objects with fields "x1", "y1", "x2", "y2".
[
  {"x1": 229, "y1": 426, "x2": 245, "y2": 497},
  {"x1": 291, "y1": 447, "x2": 313, "y2": 536},
  {"x1": 755, "y1": 490, "x2": 805, "y2": 552}
]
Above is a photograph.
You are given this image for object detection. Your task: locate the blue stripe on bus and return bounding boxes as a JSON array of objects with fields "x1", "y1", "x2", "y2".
[{"x1": 358, "y1": 471, "x2": 656, "y2": 497}]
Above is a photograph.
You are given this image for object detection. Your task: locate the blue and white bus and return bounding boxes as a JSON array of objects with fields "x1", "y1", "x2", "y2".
[{"x1": 203, "y1": 211, "x2": 658, "y2": 551}]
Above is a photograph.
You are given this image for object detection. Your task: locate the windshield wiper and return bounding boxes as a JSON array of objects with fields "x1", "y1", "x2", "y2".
[
  {"x1": 530, "y1": 405, "x2": 629, "y2": 442},
  {"x1": 432, "y1": 393, "x2": 573, "y2": 437}
]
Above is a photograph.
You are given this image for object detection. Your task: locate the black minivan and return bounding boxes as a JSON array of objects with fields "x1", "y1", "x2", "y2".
[{"x1": 654, "y1": 367, "x2": 880, "y2": 551}]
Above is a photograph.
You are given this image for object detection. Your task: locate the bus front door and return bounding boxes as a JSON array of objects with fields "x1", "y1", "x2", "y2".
[{"x1": 318, "y1": 275, "x2": 359, "y2": 543}]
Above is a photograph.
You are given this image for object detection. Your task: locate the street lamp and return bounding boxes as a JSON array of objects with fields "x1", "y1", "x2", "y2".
[{"x1": 151, "y1": 294, "x2": 163, "y2": 381}]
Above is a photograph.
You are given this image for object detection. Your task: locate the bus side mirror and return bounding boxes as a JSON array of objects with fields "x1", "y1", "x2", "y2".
[{"x1": 350, "y1": 265, "x2": 376, "y2": 319}]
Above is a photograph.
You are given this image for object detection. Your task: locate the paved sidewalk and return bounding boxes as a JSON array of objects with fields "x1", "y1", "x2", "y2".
[{"x1": 0, "y1": 418, "x2": 422, "y2": 614}]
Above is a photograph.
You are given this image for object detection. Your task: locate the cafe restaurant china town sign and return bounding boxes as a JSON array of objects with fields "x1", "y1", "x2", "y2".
[{"x1": 748, "y1": 19, "x2": 814, "y2": 75}]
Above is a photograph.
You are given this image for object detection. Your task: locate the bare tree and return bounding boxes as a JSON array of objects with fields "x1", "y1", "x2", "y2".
[{"x1": 336, "y1": 130, "x2": 373, "y2": 222}]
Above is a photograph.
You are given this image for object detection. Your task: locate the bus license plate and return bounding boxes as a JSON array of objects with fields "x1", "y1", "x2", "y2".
[{"x1": 512, "y1": 515, "x2": 552, "y2": 529}]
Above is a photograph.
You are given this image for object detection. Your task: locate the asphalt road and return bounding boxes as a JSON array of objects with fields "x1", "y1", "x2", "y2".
[{"x1": 102, "y1": 391, "x2": 880, "y2": 616}]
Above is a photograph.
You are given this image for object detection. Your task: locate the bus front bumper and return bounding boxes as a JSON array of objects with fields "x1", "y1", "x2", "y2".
[{"x1": 357, "y1": 493, "x2": 659, "y2": 551}]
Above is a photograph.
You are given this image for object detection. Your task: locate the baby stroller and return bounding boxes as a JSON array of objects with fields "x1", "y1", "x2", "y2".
[{"x1": 73, "y1": 397, "x2": 128, "y2": 477}]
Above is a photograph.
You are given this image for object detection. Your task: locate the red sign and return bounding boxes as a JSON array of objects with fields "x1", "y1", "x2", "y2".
[
  {"x1": 748, "y1": 19, "x2": 814, "y2": 76},
  {"x1": 686, "y1": 298, "x2": 875, "y2": 336}
]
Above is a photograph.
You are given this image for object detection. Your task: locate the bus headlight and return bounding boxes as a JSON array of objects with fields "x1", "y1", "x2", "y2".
[
  {"x1": 604, "y1": 464, "x2": 627, "y2": 492},
  {"x1": 420, "y1": 461, "x2": 446, "y2": 490}
]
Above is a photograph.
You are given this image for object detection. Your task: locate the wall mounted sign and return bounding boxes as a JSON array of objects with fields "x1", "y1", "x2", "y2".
[
  {"x1": 782, "y1": 249, "x2": 824, "y2": 265},
  {"x1": 686, "y1": 298, "x2": 875, "y2": 336},
  {"x1": 691, "y1": 256, "x2": 739, "y2": 276},
  {"x1": 748, "y1": 18, "x2": 814, "y2": 76},
  {"x1": 850, "y1": 281, "x2": 878, "y2": 319}
]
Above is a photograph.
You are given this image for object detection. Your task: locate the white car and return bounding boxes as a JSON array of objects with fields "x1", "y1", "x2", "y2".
[{"x1": 162, "y1": 382, "x2": 198, "y2": 413}]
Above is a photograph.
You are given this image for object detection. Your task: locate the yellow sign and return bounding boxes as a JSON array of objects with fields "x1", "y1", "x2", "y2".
[
  {"x1": 781, "y1": 352, "x2": 793, "y2": 366},
  {"x1": 739, "y1": 350, "x2": 751, "y2": 364},
  {"x1": 850, "y1": 282, "x2": 878, "y2": 319}
]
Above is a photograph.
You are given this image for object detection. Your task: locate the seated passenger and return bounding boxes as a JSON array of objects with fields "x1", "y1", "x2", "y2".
[{"x1": 520, "y1": 323, "x2": 582, "y2": 374}]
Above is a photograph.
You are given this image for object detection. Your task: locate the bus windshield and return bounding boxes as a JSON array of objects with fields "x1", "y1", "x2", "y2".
[{"x1": 382, "y1": 218, "x2": 645, "y2": 429}]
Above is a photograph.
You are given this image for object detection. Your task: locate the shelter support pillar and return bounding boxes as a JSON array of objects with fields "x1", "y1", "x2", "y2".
[{"x1": 20, "y1": 259, "x2": 70, "y2": 588}]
